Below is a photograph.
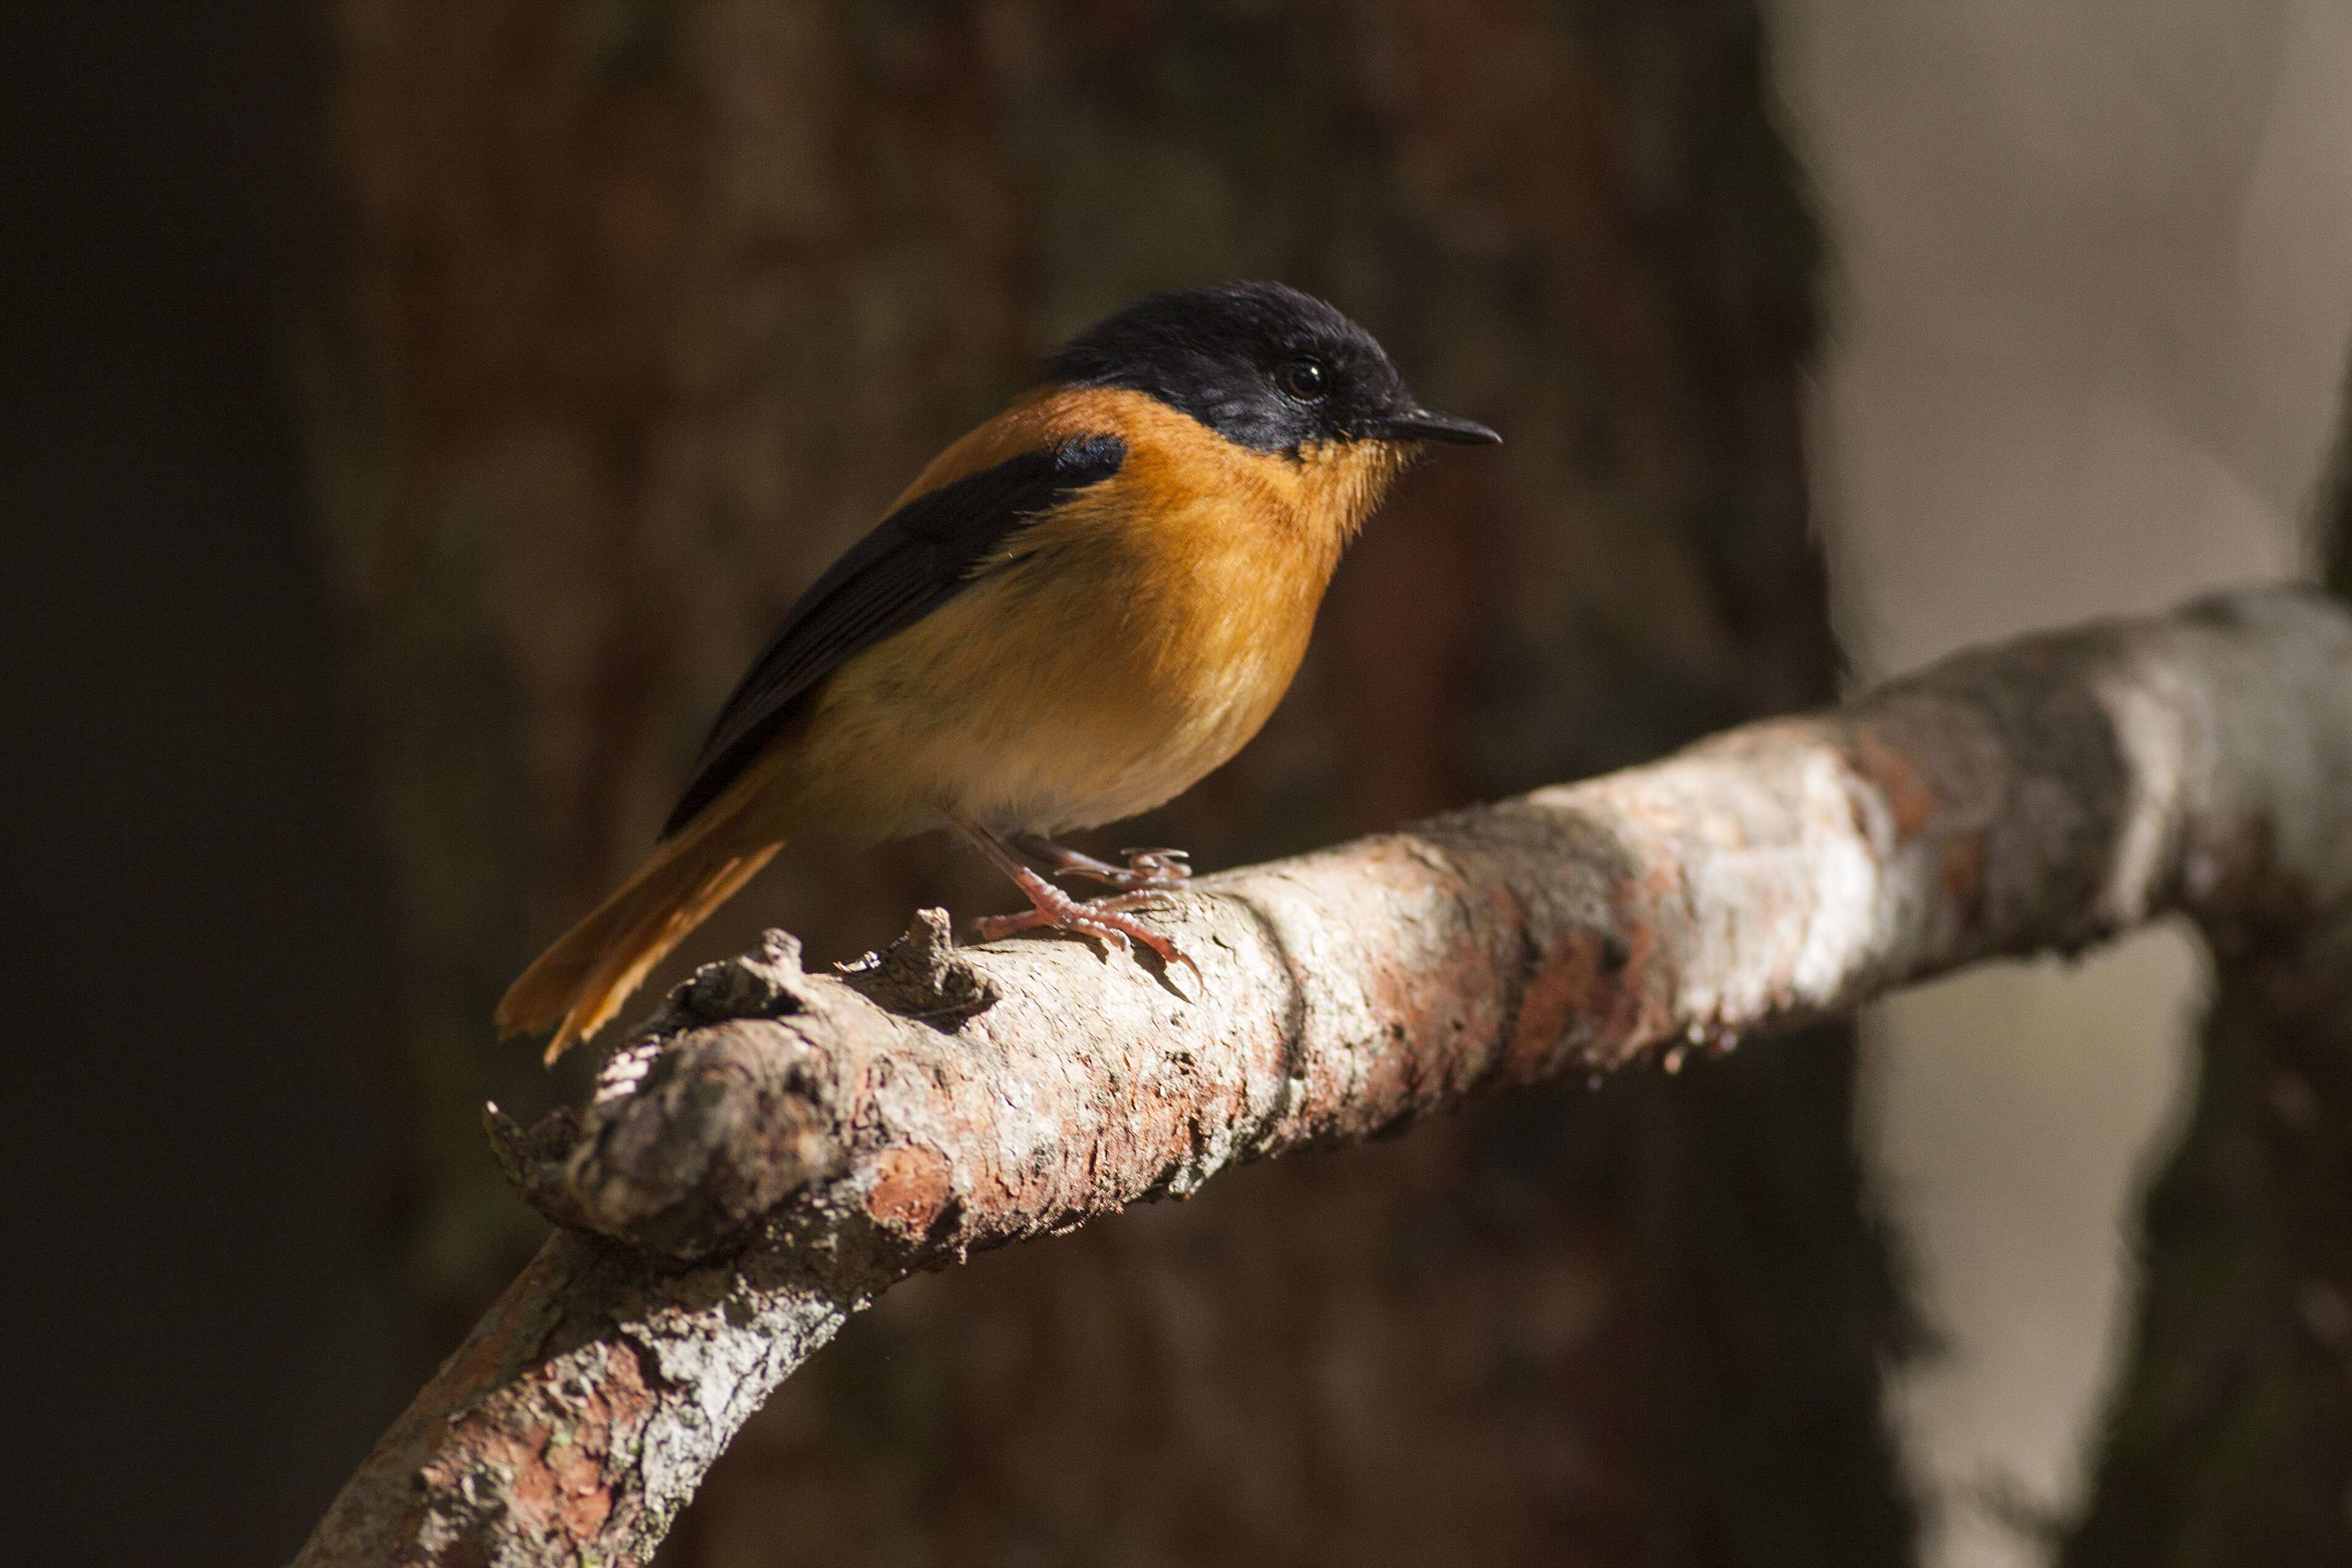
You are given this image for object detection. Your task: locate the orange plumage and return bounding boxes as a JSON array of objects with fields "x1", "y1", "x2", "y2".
[{"x1": 498, "y1": 283, "x2": 1498, "y2": 1059}]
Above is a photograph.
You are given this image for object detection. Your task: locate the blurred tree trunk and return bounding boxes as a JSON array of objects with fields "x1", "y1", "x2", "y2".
[
  {"x1": 2057, "y1": 363, "x2": 2352, "y2": 1566},
  {"x1": 303, "y1": 1, "x2": 1917, "y2": 1562}
]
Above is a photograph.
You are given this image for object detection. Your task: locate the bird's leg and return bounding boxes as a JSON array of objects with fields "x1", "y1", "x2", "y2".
[
  {"x1": 958, "y1": 820, "x2": 1199, "y2": 980},
  {"x1": 1012, "y1": 833, "x2": 1192, "y2": 892}
]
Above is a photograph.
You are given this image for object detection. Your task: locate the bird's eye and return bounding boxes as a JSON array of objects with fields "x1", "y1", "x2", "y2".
[{"x1": 1277, "y1": 356, "x2": 1329, "y2": 402}]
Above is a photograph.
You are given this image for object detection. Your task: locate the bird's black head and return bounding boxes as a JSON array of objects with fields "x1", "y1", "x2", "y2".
[{"x1": 1044, "y1": 281, "x2": 1499, "y2": 456}]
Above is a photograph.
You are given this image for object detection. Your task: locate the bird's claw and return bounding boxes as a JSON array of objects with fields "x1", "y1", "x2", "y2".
[
  {"x1": 973, "y1": 888, "x2": 1201, "y2": 982},
  {"x1": 1121, "y1": 848, "x2": 1191, "y2": 881},
  {"x1": 1050, "y1": 846, "x2": 1192, "y2": 891}
]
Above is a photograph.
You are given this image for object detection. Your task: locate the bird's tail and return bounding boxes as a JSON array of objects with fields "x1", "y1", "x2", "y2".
[{"x1": 496, "y1": 816, "x2": 784, "y2": 1063}]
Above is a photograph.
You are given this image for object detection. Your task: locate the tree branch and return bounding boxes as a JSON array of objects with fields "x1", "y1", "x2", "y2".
[{"x1": 297, "y1": 585, "x2": 2352, "y2": 1567}]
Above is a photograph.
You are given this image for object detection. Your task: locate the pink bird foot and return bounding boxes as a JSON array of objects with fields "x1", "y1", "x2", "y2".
[{"x1": 960, "y1": 821, "x2": 1200, "y2": 980}]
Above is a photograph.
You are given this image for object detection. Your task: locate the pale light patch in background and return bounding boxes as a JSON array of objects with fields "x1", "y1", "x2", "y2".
[{"x1": 1772, "y1": 2, "x2": 2352, "y2": 1564}]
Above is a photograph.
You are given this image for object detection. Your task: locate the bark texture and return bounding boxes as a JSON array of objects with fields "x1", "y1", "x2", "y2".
[{"x1": 297, "y1": 585, "x2": 2352, "y2": 1568}]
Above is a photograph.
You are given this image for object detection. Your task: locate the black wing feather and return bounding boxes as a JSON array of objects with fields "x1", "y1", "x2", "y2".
[{"x1": 661, "y1": 434, "x2": 1126, "y2": 837}]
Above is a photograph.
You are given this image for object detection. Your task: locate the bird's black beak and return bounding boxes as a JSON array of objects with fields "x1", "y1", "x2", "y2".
[{"x1": 1363, "y1": 408, "x2": 1502, "y2": 446}]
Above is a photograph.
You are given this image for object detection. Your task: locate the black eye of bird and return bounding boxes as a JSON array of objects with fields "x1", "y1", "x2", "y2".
[{"x1": 1276, "y1": 356, "x2": 1328, "y2": 402}]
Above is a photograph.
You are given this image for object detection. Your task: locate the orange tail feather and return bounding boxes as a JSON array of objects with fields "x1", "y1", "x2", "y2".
[{"x1": 496, "y1": 825, "x2": 783, "y2": 1063}]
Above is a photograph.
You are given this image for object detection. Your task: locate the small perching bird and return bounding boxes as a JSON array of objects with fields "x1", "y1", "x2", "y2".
[{"x1": 498, "y1": 281, "x2": 1501, "y2": 1060}]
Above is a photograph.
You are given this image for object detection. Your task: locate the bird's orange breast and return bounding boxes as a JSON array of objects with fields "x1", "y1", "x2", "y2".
[{"x1": 748, "y1": 386, "x2": 1408, "y2": 839}]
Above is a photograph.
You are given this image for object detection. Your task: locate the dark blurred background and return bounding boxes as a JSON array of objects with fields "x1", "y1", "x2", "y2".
[
  {"x1": 5, "y1": 4, "x2": 2348, "y2": 1567},
  {"x1": 2, "y1": 6, "x2": 403, "y2": 1566}
]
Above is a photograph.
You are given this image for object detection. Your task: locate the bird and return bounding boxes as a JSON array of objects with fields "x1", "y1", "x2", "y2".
[{"x1": 497, "y1": 281, "x2": 1501, "y2": 1061}]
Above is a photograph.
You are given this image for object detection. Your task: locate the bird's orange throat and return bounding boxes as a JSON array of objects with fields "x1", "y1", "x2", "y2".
[{"x1": 1287, "y1": 434, "x2": 1414, "y2": 561}]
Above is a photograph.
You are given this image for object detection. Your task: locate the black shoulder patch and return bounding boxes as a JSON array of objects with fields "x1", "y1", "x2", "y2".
[{"x1": 662, "y1": 434, "x2": 1126, "y2": 837}]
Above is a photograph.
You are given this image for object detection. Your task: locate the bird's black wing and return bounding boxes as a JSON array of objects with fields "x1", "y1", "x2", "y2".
[{"x1": 662, "y1": 434, "x2": 1127, "y2": 837}]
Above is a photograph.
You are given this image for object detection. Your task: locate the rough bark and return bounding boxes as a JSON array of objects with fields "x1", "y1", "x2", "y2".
[{"x1": 295, "y1": 584, "x2": 2352, "y2": 1567}]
